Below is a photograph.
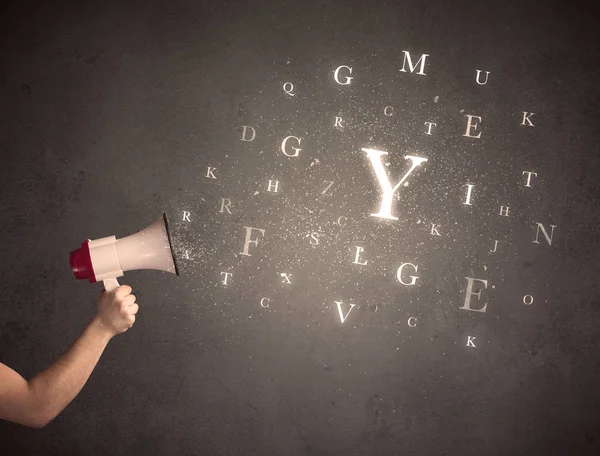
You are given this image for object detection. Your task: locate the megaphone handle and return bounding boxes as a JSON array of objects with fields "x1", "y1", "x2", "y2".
[{"x1": 103, "y1": 277, "x2": 120, "y2": 292}]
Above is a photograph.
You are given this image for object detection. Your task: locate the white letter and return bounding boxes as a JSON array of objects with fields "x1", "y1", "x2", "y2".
[
  {"x1": 533, "y1": 223, "x2": 557, "y2": 246},
  {"x1": 362, "y1": 148, "x2": 427, "y2": 220},
  {"x1": 283, "y1": 82, "x2": 295, "y2": 96},
  {"x1": 260, "y1": 297, "x2": 270, "y2": 308},
  {"x1": 322, "y1": 180, "x2": 334, "y2": 195},
  {"x1": 424, "y1": 121, "x2": 436, "y2": 135},
  {"x1": 353, "y1": 246, "x2": 368, "y2": 265},
  {"x1": 464, "y1": 184, "x2": 474, "y2": 205},
  {"x1": 490, "y1": 240, "x2": 498, "y2": 253},
  {"x1": 206, "y1": 167, "x2": 217, "y2": 179},
  {"x1": 475, "y1": 70, "x2": 490, "y2": 85},
  {"x1": 334, "y1": 116, "x2": 343, "y2": 129},
  {"x1": 499, "y1": 206, "x2": 510, "y2": 217},
  {"x1": 521, "y1": 112, "x2": 535, "y2": 127},
  {"x1": 267, "y1": 180, "x2": 280, "y2": 192},
  {"x1": 460, "y1": 277, "x2": 488, "y2": 313},
  {"x1": 397, "y1": 263, "x2": 419, "y2": 286},
  {"x1": 523, "y1": 295, "x2": 534, "y2": 305},
  {"x1": 240, "y1": 226, "x2": 265, "y2": 256},
  {"x1": 384, "y1": 106, "x2": 393, "y2": 116},
  {"x1": 334, "y1": 65, "x2": 353, "y2": 85},
  {"x1": 463, "y1": 114, "x2": 482, "y2": 139},
  {"x1": 407, "y1": 317, "x2": 417, "y2": 327},
  {"x1": 335, "y1": 300, "x2": 356, "y2": 323},
  {"x1": 400, "y1": 51, "x2": 429, "y2": 75},
  {"x1": 523, "y1": 171, "x2": 537, "y2": 187},
  {"x1": 337, "y1": 216, "x2": 347, "y2": 226},
  {"x1": 221, "y1": 272, "x2": 232, "y2": 285},
  {"x1": 466, "y1": 336, "x2": 476, "y2": 347},
  {"x1": 280, "y1": 273, "x2": 292, "y2": 284},
  {"x1": 182, "y1": 211, "x2": 191, "y2": 222},
  {"x1": 240, "y1": 125, "x2": 256, "y2": 142},
  {"x1": 219, "y1": 198, "x2": 232, "y2": 214},
  {"x1": 310, "y1": 232, "x2": 320, "y2": 246},
  {"x1": 430, "y1": 223, "x2": 441, "y2": 236},
  {"x1": 184, "y1": 249, "x2": 191, "y2": 259},
  {"x1": 281, "y1": 136, "x2": 302, "y2": 157}
]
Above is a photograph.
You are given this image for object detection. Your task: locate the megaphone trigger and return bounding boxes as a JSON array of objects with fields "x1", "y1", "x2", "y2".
[{"x1": 103, "y1": 277, "x2": 121, "y2": 292}]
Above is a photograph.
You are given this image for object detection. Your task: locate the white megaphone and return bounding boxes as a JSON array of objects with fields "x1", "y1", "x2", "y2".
[{"x1": 69, "y1": 212, "x2": 179, "y2": 292}]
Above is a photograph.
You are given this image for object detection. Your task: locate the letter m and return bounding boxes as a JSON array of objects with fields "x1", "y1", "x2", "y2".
[{"x1": 400, "y1": 51, "x2": 429, "y2": 75}]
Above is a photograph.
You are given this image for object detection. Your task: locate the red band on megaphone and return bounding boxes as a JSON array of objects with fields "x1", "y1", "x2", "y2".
[{"x1": 69, "y1": 240, "x2": 97, "y2": 283}]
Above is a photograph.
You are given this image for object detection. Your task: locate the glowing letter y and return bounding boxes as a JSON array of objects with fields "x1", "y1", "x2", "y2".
[{"x1": 362, "y1": 148, "x2": 427, "y2": 220}]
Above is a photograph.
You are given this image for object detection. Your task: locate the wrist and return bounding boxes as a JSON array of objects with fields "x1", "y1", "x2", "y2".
[{"x1": 88, "y1": 317, "x2": 115, "y2": 343}]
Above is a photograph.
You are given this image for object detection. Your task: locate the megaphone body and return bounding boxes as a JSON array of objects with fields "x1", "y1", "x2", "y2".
[{"x1": 70, "y1": 213, "x2": 179, "y2": 292}]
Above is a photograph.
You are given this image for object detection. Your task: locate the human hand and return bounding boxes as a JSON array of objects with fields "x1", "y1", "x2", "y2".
[{"x1": 94, "y1": 285, "x2": 139, "y2": 338}]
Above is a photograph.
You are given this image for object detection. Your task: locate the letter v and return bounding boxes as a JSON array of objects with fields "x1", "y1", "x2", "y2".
[{"x1": 335, "y1": 301, "x2": 356, "y2": 323}]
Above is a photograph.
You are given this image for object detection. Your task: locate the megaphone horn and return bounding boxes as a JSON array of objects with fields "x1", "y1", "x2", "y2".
[{"x1": 70, "y1": 212, "x2": 180, "y2": 292}]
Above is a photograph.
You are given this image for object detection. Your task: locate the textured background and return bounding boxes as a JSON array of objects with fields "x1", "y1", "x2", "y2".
[{"x1": 1, "y1": 0, "x2": 599, "y2": 454}]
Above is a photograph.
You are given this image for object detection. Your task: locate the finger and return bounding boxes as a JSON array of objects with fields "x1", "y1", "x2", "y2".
[
  {"x1": 124, "y1": 294, "x2": 136, "y2": 305},
  {"x1": 115, "y1": 285, "x2": 132, "y2": 297},
  {"x1": 130, "y1": 303, "x2": 139, "y2": 315},
  {"x1": 129, "y1": 315, "x2": 136, "y2": 327}
]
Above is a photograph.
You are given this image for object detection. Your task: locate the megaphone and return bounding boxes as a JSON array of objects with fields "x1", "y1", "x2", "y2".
[{"x1": 69, "y1": 212, "x2": 179, "y2": 292}]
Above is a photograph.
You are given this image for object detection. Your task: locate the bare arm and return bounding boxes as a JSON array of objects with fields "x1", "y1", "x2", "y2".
[{"x1": 0, "y1": 285, "x2": 138, "y2": 428}]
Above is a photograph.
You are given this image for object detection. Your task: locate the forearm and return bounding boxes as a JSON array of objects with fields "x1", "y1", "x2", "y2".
[{"x1": 26, "y1": 318, "x2": 113, "y2": 426}]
